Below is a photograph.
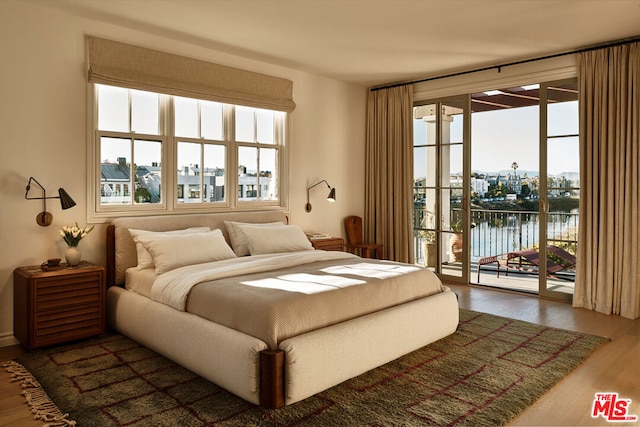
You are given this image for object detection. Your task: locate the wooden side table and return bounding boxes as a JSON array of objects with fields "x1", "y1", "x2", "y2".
[
  {"x1": 310, "y1": 237, "x2": 344, "y2": 251},
  {"x1": 14, "y1": 261, "x2": 106, "y2": 349}
]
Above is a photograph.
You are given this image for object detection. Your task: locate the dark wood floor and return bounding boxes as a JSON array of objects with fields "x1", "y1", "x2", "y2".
[{"x1": 1, "y1": 283, "x2": 638, "y2": 426}]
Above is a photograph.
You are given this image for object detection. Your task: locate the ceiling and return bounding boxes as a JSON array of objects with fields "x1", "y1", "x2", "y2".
[{"x1": 32, "y1": 0, "x2": 640, "y2": 87}]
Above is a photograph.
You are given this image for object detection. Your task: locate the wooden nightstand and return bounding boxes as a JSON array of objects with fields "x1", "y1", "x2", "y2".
[
  {"x1": 310, "y1": 237, "x2": 344, "y2": 251},
  {"x1": 14, "y1": 261, "x2": 106, "y2": 350}
]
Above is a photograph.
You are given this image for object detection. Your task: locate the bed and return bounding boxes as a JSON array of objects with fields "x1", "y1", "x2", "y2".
[{"x1": 105, "y1": 210, "x2": 459, "y2": 408}]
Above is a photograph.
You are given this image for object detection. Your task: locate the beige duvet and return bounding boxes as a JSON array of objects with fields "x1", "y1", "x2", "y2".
[{"x1": 127, "y1": 251, "x2": 445, "y2": 350}]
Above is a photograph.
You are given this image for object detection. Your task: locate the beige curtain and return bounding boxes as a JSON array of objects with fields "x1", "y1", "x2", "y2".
[
  {"x1": 365, "y1": 85, "x2": 414, "y2": 263},
  {"x1": 87, "y1": 36, "x2": 295, "y2": 112},
  {"x1": 574, "y1": 42, "x2": 640, "y2": 319}
]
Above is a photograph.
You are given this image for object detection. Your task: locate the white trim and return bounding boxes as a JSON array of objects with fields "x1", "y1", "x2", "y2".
[
  {"x1": 414, "y1": 55, "x2": 577, "y2": 102},
  {"x1": 86, "y1": 82, "x2": 98, "y2": 223},
  {"x1": 0, "y1": 332, "x2": 19, "y2": 348}
]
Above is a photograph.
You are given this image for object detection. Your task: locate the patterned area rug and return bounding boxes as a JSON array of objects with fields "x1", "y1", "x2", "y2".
[{"x1": 3, "y1": 309, "x2": 609, "y2": 426}]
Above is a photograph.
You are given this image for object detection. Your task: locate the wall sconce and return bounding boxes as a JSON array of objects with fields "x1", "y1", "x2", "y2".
[
  {"x1": 305, "y1": 179, "x2": 336, "y2": 212},
  {"x1": 25, "y1": 177, "x2": 76, "y2": 226}
]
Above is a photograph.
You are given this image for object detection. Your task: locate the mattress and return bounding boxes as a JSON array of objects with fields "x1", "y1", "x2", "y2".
[
  {"x1": 126, "y1": 251, "x2": 445, "y2": 349},
  {"x1": 125, "y1": 267, "x2": 156, "y2": 297}
]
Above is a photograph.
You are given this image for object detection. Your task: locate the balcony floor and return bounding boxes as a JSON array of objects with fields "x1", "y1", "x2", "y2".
[{"x1": 439, "y1": 260, "x2": 575, "y2": 295}]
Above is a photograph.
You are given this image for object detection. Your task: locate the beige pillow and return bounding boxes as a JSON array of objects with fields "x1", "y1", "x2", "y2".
[
  {"x1": 129, "y1": 227, "x2": 210, "y2": 270},
  {"x1": 224, "y1": 221, "x2": 284, "y2": 256},
  {"x1": 238, "y1": 224, "x2": 313, "y2": 255},
  {"x1": 134, "y1": 229, "x2": 236, "y2": 274}
]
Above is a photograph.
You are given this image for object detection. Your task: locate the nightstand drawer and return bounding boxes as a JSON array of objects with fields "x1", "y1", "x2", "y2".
[
  {"x1": 35, "y1": 274, "x2": 103, "y2": 311},
  {"x1": 35, "y1": 304, "x2": 103, "y2": 347}
]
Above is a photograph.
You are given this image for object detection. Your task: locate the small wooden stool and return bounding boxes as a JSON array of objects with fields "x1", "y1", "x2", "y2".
[{"x1": 477, "y1": 255, "x2": 502, "y2": 282}]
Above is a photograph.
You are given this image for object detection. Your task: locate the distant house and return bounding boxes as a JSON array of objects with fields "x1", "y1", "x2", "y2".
[
  {"x1": 101, "y1": 158, "x2": 162, "y2": 203},
  {"x1": 137, "y1": 164, "x2": 162, "y2": 203},
  {"x1": 471, "y1": 176, "x2": 489, "y2": 198},
  {"x1": 177, "y1": 165, "x2": 225, "y2": 203},
  {"x1": 506, "y1": 170, "x2": 522, "y2": 195},
  {"x1": 101, "y1": 157, "x2": 131, "y2": 204}
]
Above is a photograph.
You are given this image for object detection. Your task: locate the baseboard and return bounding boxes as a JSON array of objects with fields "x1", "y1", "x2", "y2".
[{"x1": 0, "y1": 332, "x2": 19, "y2": 347}]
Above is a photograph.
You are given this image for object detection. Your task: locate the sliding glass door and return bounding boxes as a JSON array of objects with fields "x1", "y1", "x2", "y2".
[
  {"x1": 469, "y1": 84, "x2": 542, "y2": 294},
  {"x1": 414, "y1": 79, "x2": 578, "y2": 300},
  {"x1": 540, "y1": 79, "x2": 579, "y2": 300},
  {"x1": 469, "y1": 79, "x2": 578, "y2": 298},
  {"x1": 413, "y1": 96, "x2": 470, "y2": 283}
]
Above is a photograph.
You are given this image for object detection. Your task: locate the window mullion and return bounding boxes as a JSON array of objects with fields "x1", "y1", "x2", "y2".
[
  {"x1": 198, "y1": 101, "x2": 204, "y2": 203},
  {"x1": 164, "y1": 94, "x2": 174, "y2": 210},
  {"x1": 128, "y1": 92, "x2": 135, "y2": 206},
  {"x1": 226, "y1": 105, "x2": 238, "y2": 208},
  {"x1": 200, "y1": 143, "x2": 205, "y2": 203}
]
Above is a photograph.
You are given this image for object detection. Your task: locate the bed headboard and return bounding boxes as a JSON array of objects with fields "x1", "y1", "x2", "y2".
[{"x1": 106, "y1": 211, "x2": 289, "y2": 287}]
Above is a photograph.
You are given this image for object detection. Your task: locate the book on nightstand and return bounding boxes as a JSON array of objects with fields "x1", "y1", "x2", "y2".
[{"x1": 306, "y1": 232, "x2": 333, "y2": 240}]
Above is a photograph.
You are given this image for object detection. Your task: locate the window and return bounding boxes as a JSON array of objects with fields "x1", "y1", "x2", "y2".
[
  {"x1": 92, "y1": 84, "x2": 287, "y2": 218},
  {"x1": 236, "y1": 106, "x2": 280, "y2": 202}
]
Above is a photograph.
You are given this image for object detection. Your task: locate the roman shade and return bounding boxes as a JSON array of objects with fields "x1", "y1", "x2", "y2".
[{"x1": 86, "y1": 36, "x2": 296, "y2": 112}]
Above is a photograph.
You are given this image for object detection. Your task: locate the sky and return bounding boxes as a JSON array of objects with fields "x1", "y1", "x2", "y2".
[{"x1": 414, "y1": 100, "x2": 579, "y2": 178}]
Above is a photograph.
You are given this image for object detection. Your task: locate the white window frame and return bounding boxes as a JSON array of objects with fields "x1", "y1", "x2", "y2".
[{"x1": 87, "y1": 84, "x2": 289, "y2": 223}]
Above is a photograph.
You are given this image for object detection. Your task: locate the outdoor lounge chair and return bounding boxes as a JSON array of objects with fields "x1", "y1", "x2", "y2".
[
  {"x1": 547, "y1": 245, "x2": 577, "y2": 269},
  {"x1": 506, "y1": 245, "x2": 576, "y2": 277}
]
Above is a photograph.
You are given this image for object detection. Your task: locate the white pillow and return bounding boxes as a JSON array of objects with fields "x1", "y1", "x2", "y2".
[
  {"x1": 238, "y1": 224, "x2": 313, "y2": 255},
  {"x1": 134, "y1": 229, "x2": 236, "y2": 274},
  {"x1": 129, "y1": 227, "x2": 210, "y2": 270},
  {"x1": 224, "y1": 221, "x2": 284, "y2": 256}
]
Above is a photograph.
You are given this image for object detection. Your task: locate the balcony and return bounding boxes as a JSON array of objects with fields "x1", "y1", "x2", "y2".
[{"x1": 414, "y1": 207, "x2": 577, "y2": 294}]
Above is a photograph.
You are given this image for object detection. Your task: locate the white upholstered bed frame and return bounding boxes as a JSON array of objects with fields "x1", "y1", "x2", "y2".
[{"x1": 105, "y1": 210, "x2": 459, "y2": 408}]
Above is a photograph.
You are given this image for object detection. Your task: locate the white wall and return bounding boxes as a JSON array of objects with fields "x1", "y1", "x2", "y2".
[{"x1": 0, "y1": 1, "x2": 367, "y2": 346}]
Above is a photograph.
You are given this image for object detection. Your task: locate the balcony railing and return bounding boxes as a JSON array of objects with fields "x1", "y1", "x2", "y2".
[
  {"x1": 413, "y1": 208, "x2": 578, "y2": 264},
  {"x1": 469, "y1": 209, "x2": 578, "y2": 258}
]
